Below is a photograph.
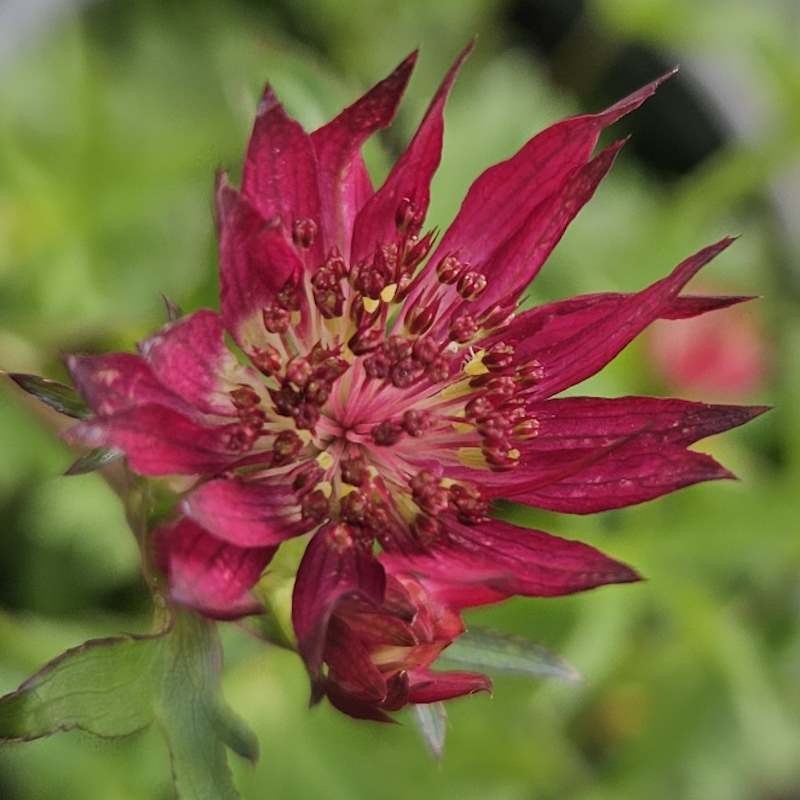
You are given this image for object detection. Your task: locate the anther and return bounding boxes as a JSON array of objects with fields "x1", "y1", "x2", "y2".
[
  {"x1": 262, "y1": 304, "x2": 290, "y2": 334},
  {"x1": 272, "y1": 429, "x2": 303, "y2": 466},
  {"x1": 457, "y1": 270, "x2": 487, "y2": 300},
  {"x1": 436, "y1": 254, "x2": 466, "y2": 285},
  {"x1": 372, "y1": 420, "x2": 403, "y2": 446},
  {"x1": 449, "y1": 313, "x2": 478, "y2": 344},
  {"x1": 292, "y1": 217, "x2": 318, "y2": 249},
  {"x1": 401, "y1": 409, "x2": 431, "y2": 437}
]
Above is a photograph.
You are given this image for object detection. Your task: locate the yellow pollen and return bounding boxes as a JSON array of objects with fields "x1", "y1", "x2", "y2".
[
  {"x1": 317, "y1": 480, "x2": 333, "y2": 498},
  {"x1": 458, "y1": 447, "x2": 489, "y2": 469},
  {"x1": 453, "y1": 422, "x2": 474, "y2": 434},
  {"x1": 337, "y1": 483, "x2": 358, "y2": 498},
  {"x1": 441, "y1": 378, "x2": 473, "y2": 401},
  {"x1": 316, "y1": 451, "x2": 334, "y2": 470},
  {"x1": 367, "y1": 465, "x2": 380, "y2": 479},
  {"x1": 508, "y1": 448, "x2": 520, "y2": 460},
  {"x1": 362, "y1": 296, "x2": 380, "y2": 314},
  {"x1": 441, "y1": 478, "x2": 456, "y2": 488},
  {"x1": 290, "y1": 311, "x2": 301, "y2": 325},
  {"x1": 380, "y1": 283, "x2": 398, "y2": 303},
  {"x1": 464, "y1": 349, "x2": 488, "y2": 377}
]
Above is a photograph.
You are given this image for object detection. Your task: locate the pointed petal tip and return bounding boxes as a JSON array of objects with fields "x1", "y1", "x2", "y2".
[{"x1": 257, "y1": 84, "x2": 282, "y2": 116}]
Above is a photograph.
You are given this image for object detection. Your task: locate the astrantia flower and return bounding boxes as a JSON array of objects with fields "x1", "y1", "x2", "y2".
[{"x1": 63, "y1": 45, "x2": 765, "y2": 718}]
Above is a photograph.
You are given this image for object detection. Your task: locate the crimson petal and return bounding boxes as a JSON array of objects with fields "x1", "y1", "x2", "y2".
[
  {"x1": 66, "y1": 353, "x2": 188, "y2": 417},
  {"x1": 182, "y1": 476, "x2": 313, "y2": 547},
  {"x1": 407, "y1": 669, "x2": 491, "y2": 703},
  {"x1": 524, "y1": 396, "x2": 768, "y2": 450},
  {"x1": 153, "y1": 517, "x2": 274, "y2": 620},
  {"x1": 216, "y1": 177, "x2": 304, "y2": 348},
  {"x1": 503, "y1": 237, "x2": 737, "y2": 399},
  {"x1": 64, "y1": 404, "x2": 246, "y2": 475},
  {"x1": 139, "y1": 309, "x2": 261, "y2": 416},
  {"x1": 407, "y1": 69, "x2": 676, "y2": 307},
  {"x1": 241, "y1": 85, "x2": 322, "y2": 262},
  {"x1": 350, "y1": 41, "x2": 473, "y2": 264},
  {"x1": 384, "y1": 516, "x2": 640, "y2": 608},
  {"x1": 505, "y1": 442, "x2": 735, "y2": 513},
  {"x1": 312, "y1": 51, "x2": 417, "y2": 256},
  {"x1": 292, "y1": 524, "x2": 386, "y2": 679},
  {"x1": 445, "y1": 138, "x2": 627, "y2": 326}
]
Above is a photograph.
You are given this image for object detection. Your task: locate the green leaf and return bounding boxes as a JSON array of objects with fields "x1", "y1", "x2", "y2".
[
  {"x1": 0, "y1": 612, "x2": 255, "y2": 799},
  {"x1": 7, "y1": 373, "x2": 90, "y2": 419},
  {"x1": 0, "y1": 633, "x2": 160, "y2": 740},
  {"x1": 64, "y1": 447, "x2": 122, "y2": 476},
  {"x1": 440, "y1": 627, "x2": 582, "y2": 683},
  {"x1": 412, "y1": 702, "x2": 447, "y2": 760}
]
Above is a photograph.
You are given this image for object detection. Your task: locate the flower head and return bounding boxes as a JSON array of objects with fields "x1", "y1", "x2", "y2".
[{"x1": 64, "y1": 46, "x2": 766, "y2": 719}]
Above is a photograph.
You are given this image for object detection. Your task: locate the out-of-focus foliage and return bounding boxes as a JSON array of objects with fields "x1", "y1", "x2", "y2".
[{"x1": 0, "y1": 1, "x2": 798, "y2": 799}]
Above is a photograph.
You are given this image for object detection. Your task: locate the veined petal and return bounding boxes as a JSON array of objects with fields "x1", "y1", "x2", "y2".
[
  {"x1": 455, "y1": 139, "x2": 626, "y2": 322},
  {"x1": 66, "y1": 353, "x2": 188, "y2": 417},
  {"x1": 153, "y1": 517, "x2": 274, "y2": 620},
  {"x1": 405, "y1": 69, "x2": 676, "y2": 306},
  {"x1": 500, "y1": 237, "x2": 737, "y2": 399},
  {"x1": 216, "y1": 176, "x2": 304, "y2": 348},
  {"x1": 523, "y1": 396, "x2": 769, "y2": 450},
  {"x1": 504, "y1": 442, "x2": 735, "y2": 513},
  {"x1": 139, "y1": 309, "x2": 264, "y2": 415},
  {"x1": 407, "y1": 669, "x2": 491, "y2": 703},
  {"x1": 384, "y1": 516, "x2": 640, "y2": 608},
  {"x1": 182, "y1": 476, "x2": 313, "y2": 547},
  {"x1": 324, "y1": 616, "x2": 388, "y2": 703},
  {"x1": 350, "y1": 41, "x2": 473, "y2": 264},
  {"x1": 312, "y1": 51, "x2": 417, "y2": 256},
  {"x1": 64, "y1": 404, "x2": 250, "y2": 475},
  {"x1": 241, "y1": 85, "x2": 322, "y2": 261},
  {"x1": 292, "y1": 524, "x2": 386, "y2": 679}
]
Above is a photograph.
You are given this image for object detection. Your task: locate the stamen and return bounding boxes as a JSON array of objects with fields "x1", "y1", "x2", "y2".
[{"x1": 292, "y1": 217, "x2": 318, "y2": 249}]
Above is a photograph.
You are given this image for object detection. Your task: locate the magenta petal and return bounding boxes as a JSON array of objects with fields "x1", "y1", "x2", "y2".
[
  {"x1": 662, "y1": 294, "x2": 755, "y2": 319},
  {"x1": 312, "y1": 51, "x2": 417, "y2": 256},
  {"x1": 154, "y1": 517, "x2": 274, "y2": 620},
  {"x1": 182, "y1": 477, "x2": 312, "y2": 547},
  {"x1": 292, "y1": 525, "x2": 386, "y2": 679},
  {"x1": 324, "y1": 617, "x2": 388, "y2": 703},
  {"x1": 65, "y1": 404, "x2": 244, "y2": 475},
  {"x1": 350, "y1": 42, "x2": 473, "y2": 264},
  {"x1": 241, "y1": 86, "x2": 321, "y2": 259},
  {"x1": 458, "y1": 138, "x2": 627, "y2": 321},
  {"x1": 407, "y1": 669, "x2": 491, "y2": 703},
  {"x1": 506, "y1": 443, "x2": 735, "y2": 514},
  {"x1": 502, "y1": 237, "x2": 737, "y2": 399},
  {"x1": 384, "y1": 516, "x2": 640, "y2": 607},
  {"x1": 418, "y1": 70, "x2": 675, "y2": 293},
  {"x1": 324, "y1": 681, "x2": 397, "y2": 724},
  {"x1": 139, "y1": 309, "x2": 260, "y2": 415},
  {"x1": 216, "y1": 177, "x2": 304, "y2": 347},
  {"x1": 66, "y1": 353, "x2": 187, "y2": 417},
  {"x1": 524, "y1": 396, "x2": 769, "y2": 450}
]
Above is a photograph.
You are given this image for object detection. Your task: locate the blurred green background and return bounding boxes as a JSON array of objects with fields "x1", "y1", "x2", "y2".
[{"x1": 1, "y1": 0, "x2": 798, "y2": 798}]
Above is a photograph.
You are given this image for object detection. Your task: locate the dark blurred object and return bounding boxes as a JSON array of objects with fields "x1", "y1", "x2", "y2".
[{"x1": 506, "y1": 0, "x2": 727, "y2": 177}]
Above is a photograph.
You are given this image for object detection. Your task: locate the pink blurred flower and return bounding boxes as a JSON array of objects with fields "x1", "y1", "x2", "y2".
[{"x1": 647, "y1": 293, "x2": 768, "y2": 401}]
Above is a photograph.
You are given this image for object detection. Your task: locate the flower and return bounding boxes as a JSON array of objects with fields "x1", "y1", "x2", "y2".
[
  {"x1": 647, "y1": 285, "x2": 769, "y2": 401},
  {"x1": 63, "y1": 45, "x2": 766, "y2": 719}
]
